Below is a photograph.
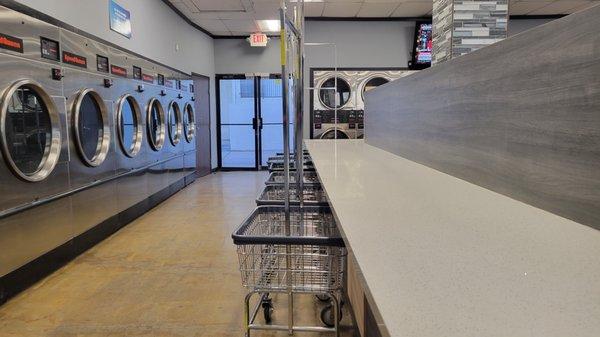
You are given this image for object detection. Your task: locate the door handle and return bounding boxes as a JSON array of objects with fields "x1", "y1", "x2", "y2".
[
  {"x1": 258, "y1": 117, "x2": 263, "y2": 130},
  {"x1": 252, "y1": 117, "x2": 257, "y2": 130}
]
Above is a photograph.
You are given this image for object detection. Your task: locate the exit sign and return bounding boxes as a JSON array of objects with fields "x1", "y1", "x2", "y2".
[{"x1": 248, "y1": 33, "x2": 268, "y2": 47}]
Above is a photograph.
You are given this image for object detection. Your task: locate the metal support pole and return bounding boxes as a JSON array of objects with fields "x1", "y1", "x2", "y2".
[
  {"x1": 279, "y1": 4, "x2": 293, "y2": 334},
  {"x1": 295, "y1": 1, "x2": 305, "y2": 206}
]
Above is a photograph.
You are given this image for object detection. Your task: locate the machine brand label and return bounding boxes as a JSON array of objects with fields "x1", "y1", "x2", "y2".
[
  {"x1": 157, "y1": 74, "x2": 165, "y2": 86},
  {"x1": 165, "y1": 80, "x2": 174, "y2": 88},
  {"x1": 142, "y1": 74, "x2": 154, "y2": 83},
  {"x1": 62, "y1": 51, "x2": 87, "y2": 68},
  {"x1": 97, "y1": 55, "x2": 109, "y2": 73},
  {"x1": 111, "y1": 65, "x2": 128, "y2": 77},
  {"x1": 133, "y1": 66, "x2": 142, "y2": 80},
  {"x1": 0, "y1": 33, "x2": 23, "y2": 53},
  {"x1": 181, "y1": 84, "x2": 188, "y2": 92}
]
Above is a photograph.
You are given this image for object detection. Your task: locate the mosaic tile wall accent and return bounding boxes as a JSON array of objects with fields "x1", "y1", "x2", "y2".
[
  {"x1": 432, "y1": 0, "x2": 453, "y2": 64},
  {"x1": 433, "y1": 0, "x2": 509, "y2": 64}
]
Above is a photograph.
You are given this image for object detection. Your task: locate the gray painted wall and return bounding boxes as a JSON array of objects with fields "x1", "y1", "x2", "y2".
[
  {"x1": 14, "y1": 0, "x2": 220, "y2": 168},
  {"x1": 214, "y1": 38, "x2": 282, "y2": 75}
]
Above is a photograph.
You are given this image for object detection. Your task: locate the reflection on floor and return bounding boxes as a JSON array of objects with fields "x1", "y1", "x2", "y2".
[{"x1": 0, "y1": 172, "x2": 355, "y2": 336}]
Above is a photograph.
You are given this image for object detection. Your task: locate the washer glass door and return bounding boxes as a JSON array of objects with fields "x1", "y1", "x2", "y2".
[
  {"x1": 1, "y1": 80, "x2": 61, "y2": 182},
  {"x1": 168, "y1": 101, "x2": 182, "y2": 146},
  {"x1": 147, "y1": 99, "x2": 165, "y2": 151},
  {"x1": 74, "y1": 89, "x2": 110, "y2": 166},
  {"x1": 118, "y1": 95, "x2": 142, "y2": 157},
  {"x1": 319, "y1": 77, "x2": 351, "y2": 109},
  {"x1": 183, "y1": 103, "x2": 195, "y2": 143}
]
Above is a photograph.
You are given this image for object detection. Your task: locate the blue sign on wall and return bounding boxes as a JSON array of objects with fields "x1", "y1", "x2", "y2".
[{"x1": 109, "y1": 0, "x2": 132, "y2": 39}]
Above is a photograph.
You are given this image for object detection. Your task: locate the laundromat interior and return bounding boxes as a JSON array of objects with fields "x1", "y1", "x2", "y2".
[{"x1": 0, "y1": 0, "x2": 599, "y2": 336}]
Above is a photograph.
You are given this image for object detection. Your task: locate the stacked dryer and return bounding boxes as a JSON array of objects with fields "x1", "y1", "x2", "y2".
[{"x1": 311, "y1": 68, "x2": 417, "y2": 139}]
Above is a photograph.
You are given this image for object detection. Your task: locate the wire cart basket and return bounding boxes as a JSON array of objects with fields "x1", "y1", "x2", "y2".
[
  {"x1": 268, "y1": 161, "x2": 315, "y2": 172},
  {"x1": 266, "y1": 155, "x2": 312, "y2": 166},
  {"x1": 265, "y1": 171, "x2": 320, "y2": 186},
  {"x1": 233, "y1": 206, "x2": 346, "y2": 336},
  {"x1": 257, "y1": 185, "x2": 328, "y2": 206}
]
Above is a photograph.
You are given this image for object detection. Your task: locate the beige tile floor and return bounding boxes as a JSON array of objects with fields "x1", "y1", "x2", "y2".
[{"x1": 0, "y1": 172, "x2": 355, "y2": 337}]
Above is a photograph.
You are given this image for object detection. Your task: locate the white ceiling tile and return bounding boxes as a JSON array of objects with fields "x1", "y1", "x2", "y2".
[
  {"x1": 357, "y1": 3, "x2": 399, "y2": 17},
  {"x1": 171, "y1": 0, "x2": 200, "y2": 13},
  {"x1": 322, "y1": 2, "x2": 363, "y2": 16},
  {"x1": 251, "y1": 2, "x2": 279, "y2": 19},
  {"x1": 305, "y1": 2, "x2": 326, "y2": 16},
  {"x1": 222, "y1": 19, "x2": 259, "y2": 31},
  {"x1": 216, "y1": 11, "x2": 254, "y2": 19},
  {"x1": 391, "y1": 2, "x2": 432, "y2": 16},
  {"x1": 508, "y1": 1, "x2": 553, "y2": 14},
  {"x1": 191, "y1": 0, "x2": 246, "y2": 11},
  {"x1": 191, "y1": 18, "x2": 229, "y2": 31}
]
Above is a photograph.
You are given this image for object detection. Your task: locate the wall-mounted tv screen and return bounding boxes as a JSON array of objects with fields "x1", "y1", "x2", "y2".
[{"x1": 411, "y1": 22, "x2": 432, "y2": 69}]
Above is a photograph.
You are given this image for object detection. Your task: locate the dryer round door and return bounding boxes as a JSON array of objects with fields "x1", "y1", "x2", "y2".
[
  {"x1": 361, "y1": 77, "x2": 389, "y2": 101},
  {"x1": 116, "y1": 94, "x2": 143, "y2": 157},
  {"x1": 72, "y1": 88, "x2": 111, "y2": 167},
  {"x1": 147, "y1": 98, "x2": 166, "y2": 151},
  {"x1": 167, "y1": 101, "x2": 183, "y2": 146},
  {"x1": 318, "y1": 77, "x2": 351, "y2": 109},
  {"x1": 319, "y1": 128, "x2": 350, "y2": 140},
  {"x1": 183, "y1": 102, "x2": 195, "y2": 143},
  {"x1": 0, "y1": 79, "x2": 62, "y2": 182}
]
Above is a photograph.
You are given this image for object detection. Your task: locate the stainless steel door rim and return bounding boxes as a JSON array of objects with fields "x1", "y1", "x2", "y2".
[
  {"x1": 0, "y1": 79, "x2": 61, "y2": 182},
  {"x1": 146, "y1": 97, "x2": 165, "y2": 151},
  {"x1": 183, "y1": 102, "x2": 195, "y2": 143},
  {"x1": 116, "y1": 93, "x2": 143, "y2": 157},
  {"x1": 72, "y1": 88, "x2": 111, "y2": 167},
  {"x1": 167, "y1": 100, "x2": 182, "y2": 146}
]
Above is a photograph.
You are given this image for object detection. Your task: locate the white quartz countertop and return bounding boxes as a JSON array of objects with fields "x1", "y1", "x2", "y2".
[{"x1": 305, "y1": 139, "x2": 600, "y2": 337}]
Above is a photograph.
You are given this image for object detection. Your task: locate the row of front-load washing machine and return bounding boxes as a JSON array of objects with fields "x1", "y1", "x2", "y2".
[
  {"x1": 310, "y1": 68, "x2": 417, "y2": 139},
  {"x1": 0, "y1": 4, "x2": 198, "y2": 282}
]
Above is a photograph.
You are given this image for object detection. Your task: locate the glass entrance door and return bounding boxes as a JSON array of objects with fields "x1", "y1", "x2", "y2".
[
  {"x1": 218, "y1": 75, "x2": 258, "y2": 169},
  {"x1": 218, "y1": 74, "x2": 291, "y2": 170},
  {"x1": 259, "y1": 75, "x2": 295, "y2": 167}
]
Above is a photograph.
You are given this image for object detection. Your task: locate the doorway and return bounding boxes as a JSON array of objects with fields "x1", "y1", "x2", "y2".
[{"x1": 216, "y1": 74, "x2": 293, "y2": 170}]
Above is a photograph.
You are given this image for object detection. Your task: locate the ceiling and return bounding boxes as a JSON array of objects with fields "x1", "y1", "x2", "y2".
[{"x1": 167, "y1": 0, "x2": 599, "y2": 36}]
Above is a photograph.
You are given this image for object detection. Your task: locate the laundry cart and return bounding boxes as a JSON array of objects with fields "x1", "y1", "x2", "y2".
[
  {"x1": 256, "y1": 185, "x2": 329, "y2": 206},
  {"x1": 232, "y1": 206, "x2": 346, "y2": 336},
  {"x1": 268, "y1": 160, "x2": 315, "y2": 172},
  {"x1": 265, "y1": 171, "x2": 320, "y2": 186}
]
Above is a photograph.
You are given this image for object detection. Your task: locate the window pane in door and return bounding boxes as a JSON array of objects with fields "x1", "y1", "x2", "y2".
[
  {"x1": 260, "y1": 78, "x2": 294, "y2": 166},
  {"x1": 220, "y1": 124, "x2": 255, "y2": 167}
]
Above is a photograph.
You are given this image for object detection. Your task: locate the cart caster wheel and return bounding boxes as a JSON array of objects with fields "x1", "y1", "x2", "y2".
[
  {"x1": 316, "y1": 294, "x2": 330, "y2": 302},
  {"x1": 262, "y1": 299, "x2": 273, "y2": 324},
  {"x1": 320, "y1": 304, "x2": 342, "y2": 327}
]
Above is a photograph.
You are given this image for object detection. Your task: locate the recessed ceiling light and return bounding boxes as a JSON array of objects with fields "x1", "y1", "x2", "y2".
[{"x1": 257, "y1": 19, "x2": 280, "y2": 32}]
